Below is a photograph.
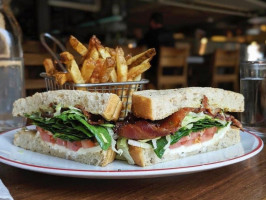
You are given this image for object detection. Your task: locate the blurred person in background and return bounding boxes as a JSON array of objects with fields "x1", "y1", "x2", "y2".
[{"x1": 138, "y1": 12, "x2": 174, "y2": 88}]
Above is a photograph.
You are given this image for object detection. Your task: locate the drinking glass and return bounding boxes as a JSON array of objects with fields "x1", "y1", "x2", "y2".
[{"x1": 240, "y1": 61, "x2": 266, "y2": 142}]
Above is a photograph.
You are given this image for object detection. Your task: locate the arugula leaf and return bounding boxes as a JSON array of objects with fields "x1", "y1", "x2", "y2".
[
  {"x1": 68, "y1": 114, "x2": 111, "y2": 150},
  {"x1": 153, "y1": 137, "x2": 168, "y2": 159},
  {"x1": 152, "y1": 118, "x2": 228, "y2": 158},
  {"x1": 170, "y1": 127, "x2": 191, "y2": 145},
  {"x1": 100, "y1": 123, "x2": 115, "y2": 128},
  {"x1": 89, "y1": 126, "x2": 112, "y2": 151}
]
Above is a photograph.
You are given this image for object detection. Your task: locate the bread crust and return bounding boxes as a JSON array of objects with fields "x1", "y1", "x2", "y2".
[
  {"x1": 132, "y1": 87, "x2": 244, "y2": 120},
  {"x1": 13, "y1": 129, "x2": 115, "y2": 167},
  {"x1": 129, "y1": 145, "x2": 145, "y2": 167},
  {"x1": 12, "y1": 90, "x2": 122, "y2": 121},
  {"x1": 102, "y1": 93, "x2": 122, "y2": 121},
  {"x1": 111, "y1": 101, "x2": 123, "y2": 121},
  {"x1": 128, "y1": 127, "x2": 240, "y2": 167}
]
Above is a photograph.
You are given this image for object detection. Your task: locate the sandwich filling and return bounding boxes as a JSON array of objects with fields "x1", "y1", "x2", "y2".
[
  {"x1": 116, "y1": 96, "x2": 242, "y2": 160},
  {"x1": 25, "y1": 103, "x2": 120, "y2": 153}
]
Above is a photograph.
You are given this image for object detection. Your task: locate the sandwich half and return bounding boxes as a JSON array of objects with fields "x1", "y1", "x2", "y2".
[
  {"x1": 116, "y1": 87, "x2": 244, "y2": 167},
  {"x1": 12, "y1": 90, "x2": 122, "y2": 167}
]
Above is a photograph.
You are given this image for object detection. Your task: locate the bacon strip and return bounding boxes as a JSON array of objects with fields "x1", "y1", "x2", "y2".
[
  {"x1": 159, "y1": 108, "x2": 194, "y2": 132},
  {"x1": 225, "y1": 114, "x2": 243, "y2": 129},
  {"x1": 118, "y1": 121, "x2": 170, "y2": 140},
  {"x1": 75, "y1": 105, "x2": 105, "y2": 125},
  {"x1": 117, "y1": 96, "x2": 243, "y2": 139},
  {"x1": 117, "y1": 108, "x2": 193, "y2": 140}
]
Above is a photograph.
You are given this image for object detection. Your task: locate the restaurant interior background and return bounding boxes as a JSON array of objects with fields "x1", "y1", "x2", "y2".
[{"x1": 11, "y1": 0, "x2": 266, "y2": 95}]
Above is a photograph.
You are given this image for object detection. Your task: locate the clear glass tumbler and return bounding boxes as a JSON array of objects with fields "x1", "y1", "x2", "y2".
[
  {"x1": 0, "y1": 0, "x2": 25, "y2": 131},
  {"x1": 240, "y1": 61, "x2": 266, "y2": 142}
]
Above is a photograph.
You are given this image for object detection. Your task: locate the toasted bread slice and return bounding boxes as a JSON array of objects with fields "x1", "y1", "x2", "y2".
[
  {"x1": 132, "y1": 87, "x2": 244, "y2": 120},
  {"x1": 12, "y1": 90, "x2": 122, "y2": 121}
]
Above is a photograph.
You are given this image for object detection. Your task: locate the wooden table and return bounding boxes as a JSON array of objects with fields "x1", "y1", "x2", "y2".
[{"x1": 0, "y1": 145, "x2": 265, "y2": 200}]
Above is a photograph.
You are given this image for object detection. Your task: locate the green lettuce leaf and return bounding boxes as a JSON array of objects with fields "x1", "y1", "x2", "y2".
[{"x1": 25, "y1": 106, "x2": 113, "y2": 150}]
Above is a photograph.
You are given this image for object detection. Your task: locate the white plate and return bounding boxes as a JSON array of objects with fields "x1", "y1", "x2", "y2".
[{"x1": 0, "y1": 126, "x2": 263, "y2": 179}]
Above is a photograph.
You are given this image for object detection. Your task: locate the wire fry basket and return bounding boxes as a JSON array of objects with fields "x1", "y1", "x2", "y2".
[{"x1": 40, "y1": 72, "x2": 149, "y2": 120}]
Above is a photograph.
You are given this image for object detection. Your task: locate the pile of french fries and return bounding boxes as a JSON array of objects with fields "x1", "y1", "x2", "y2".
[{"x1": 43, "y1": 35, "x2": 156, "y2": 117}]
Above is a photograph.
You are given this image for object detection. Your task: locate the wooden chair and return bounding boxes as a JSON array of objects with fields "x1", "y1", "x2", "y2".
[
  {"x1": 211, "y1": 49, "x2": 240, "y2": 91},
  {"x1": 23, "y1": 40, "x2": 51, "y2": 91},
  {"x1": 157, "y1": 47, "x2": 189, "y2": 89}
]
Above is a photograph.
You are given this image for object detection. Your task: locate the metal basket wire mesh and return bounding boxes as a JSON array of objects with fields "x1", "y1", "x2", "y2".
[{"x1": 40, "y1": 72, "x2": 149, "y2": 120}]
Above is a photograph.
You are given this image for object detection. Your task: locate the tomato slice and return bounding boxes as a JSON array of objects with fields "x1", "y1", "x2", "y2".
[
  {"x1": 39, "y1": 130, "x2": 51, "y2": 142},
  {"x1": 67, "y1": 141, "x2": 82, "y2": 152},
  {"x1": 36, "y1": 126, "x2": 43, "y2": 133},
  {"x1": 56, "y1": 138, "x2": 67, "y2": 147},
  {"x1": 182, "y1": 139, "x2": 194, "y2": 146},
  {"x1": 204, "y1": 126, "x2": 217, "y2": 136},
  {"x1": 190, "y1": 131, "x2": 202, "y2": 140},
  {"x1": 169, "y1": 127, "x2": 217, "y2": 149},
  {"x1": 169, "y1": 142, "x2": 182, "y2": 149},
  {"x1": 36, "y1": 126, "x2": 96, "y2": 151},
  {"x1": 81, "y1": 139, "x2": 95, "y2": 148},
  {"x1": 37, "y1": 126, "x2": 55, "y2": 143},
  {"x1": 178, "y1": 136, "x2": 190, "y2": 143},
  {"x1": 201, "y1": 127, "x2": 217, "y2": 142}
]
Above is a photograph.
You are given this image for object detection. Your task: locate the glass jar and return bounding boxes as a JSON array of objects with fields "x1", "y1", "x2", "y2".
[{"x1": 0, "y1": 0, "x2": 25, "y2": 131}]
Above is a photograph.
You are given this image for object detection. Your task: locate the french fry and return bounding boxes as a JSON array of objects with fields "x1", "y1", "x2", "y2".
[
  {"x1": 69, "y1": 35, "x2": 88, "y2": 57},
  {"x1": 60, "y1": 51, "x2": 85, "y2": 84},
  {"x1": 125, "y1": 54, "x2": 132, "y2": 61},
  {"x1": 116, "y1": 47, "x2": 131, "y2": 108},
  {"x1": 86, "y1": 35, "x2": 99, "y2": 60},
  {"x1": 116, "y1": 47, "x2": 128, "y2": 82},
  {"x1": 90, "y1": 58, "x2": 104, "y2": 83},
  {"x1": 127, "y1": 59, "x2": 151, "y2": 81},
  {"x1": 108, "y1": 68, "x2": 117, "y2": 94},
  {"x1": 134, "y1": 74, "x2": 141, "y2": 81},
  {"x1": 105, "y1": 47, "x2": 117, "y2": 70},
  {"x1": 127, "y1": 48, "x2": 156, "y2": 68},
  {"x1": 81, "y1": 58, "x2": 96, "y2": 83},
  {"x1": 105, "y1": 47, "x2": 116, "y2": 58},
  {"x1": 100, "y1": 57, "x2": 115, "y2": 83},
  {"x1": 94, "y1": 37, "x2": 111, "y2": 59},
  {"x1": 89, "y1": 47, "x2": 99, "y2": 60},
  {"x1": 54, "y1": 71, "x2": 72, "y2": 85},
  {"x1": 116, "y1": 47, "x2": 129, "y2": 113},
  {"x1": 109, "y1": 68, "x2": 117, "y2": 82},
  {"x1": 43, "y1": 58, "x2": 55, "y2": 76},
  {"x1": 93, "y1": 35, "x2": 101, "y2": 44}
]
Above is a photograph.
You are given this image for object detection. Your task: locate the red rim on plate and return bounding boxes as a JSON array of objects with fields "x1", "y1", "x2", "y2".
[{"x1": 0, "y1": 126, "x2": 263, "y2": 177}]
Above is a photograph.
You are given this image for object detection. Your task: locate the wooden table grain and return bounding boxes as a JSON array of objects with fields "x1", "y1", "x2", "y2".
[{"x1": 0, "y1": 145, "x2": 265, "y2": 200}]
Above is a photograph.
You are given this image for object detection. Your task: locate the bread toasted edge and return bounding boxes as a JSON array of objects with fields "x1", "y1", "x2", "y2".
[
  {"x1": 128, "y1": 126, "x2": 240, "y2": 167},
  {"x1": 103, "y1": 95, "x2": 123, "y2": 121},
  {"x1": 132, "y1": 95, "x2": 153, "y2": 121},
  {"x1": 132, "y1": 87, "x2": 244, "y2": 120},
  {"x1": 111, "y1": 101, "x2": 123, "y2": 121},
  {"x1": 13, "y1": 129, "x2": 116, "y2": 167}
]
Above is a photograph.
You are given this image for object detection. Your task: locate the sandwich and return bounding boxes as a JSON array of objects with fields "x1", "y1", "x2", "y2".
[
  {"x1": 12, "y1": 90, "x2": 122, "y2": 167},
  {"x1": 115, "y1": 87, "x2": 244, "y2": 167}
]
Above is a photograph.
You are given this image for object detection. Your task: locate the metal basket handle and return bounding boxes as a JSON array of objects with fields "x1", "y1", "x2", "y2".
[{"x1": 39, "y1": 33, "x2": 68, "y2": 73}]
